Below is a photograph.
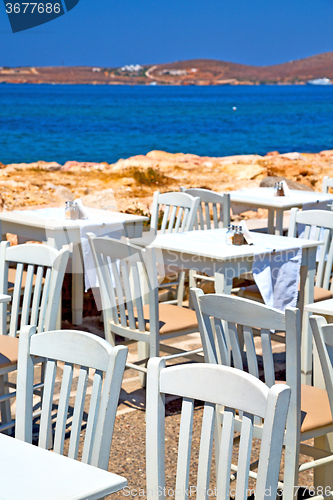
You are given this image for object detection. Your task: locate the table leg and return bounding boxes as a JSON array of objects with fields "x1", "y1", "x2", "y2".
[
  {"x1": 299, "y1": 247, "x2": 316, "y2": 385},
  {"x1": 72, "y1": 242, "x2": 84, "y2": 326},
  {"x1": 267, "y1": 209, "x2": 275, "y2": 234},
  {"x1": 214, "y1": 269, "x2": 233, "y2": 295},
  {"x1": 275, "y1": 209, "x2": 284, "y2": 236}
]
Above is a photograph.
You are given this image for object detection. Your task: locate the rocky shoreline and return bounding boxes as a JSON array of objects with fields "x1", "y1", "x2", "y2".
[{"x1": 1, "y1": 149, "x2": 332, "y2": 217}]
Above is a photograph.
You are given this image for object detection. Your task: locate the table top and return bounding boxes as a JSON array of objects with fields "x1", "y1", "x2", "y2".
[
  {"x1": 0, "y1": 433, "x2": 127, "y2": 500},
  {"x1": 150, "y1": 228, "x2": 320, "y2": 262},
  {"x1": 304, "y1": 299, "x2": 333, "y2": 316},
  {"x1": 0, "y1": 207, "x2": 148, "y2": 231},
  {"x1": 229, "y1": 187, "x2": 333, "y2": 210}
]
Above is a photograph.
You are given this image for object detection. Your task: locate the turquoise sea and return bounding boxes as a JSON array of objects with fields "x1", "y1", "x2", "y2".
[{"x1": 0, "y1": 84, "x2": 333, "y2": 164}]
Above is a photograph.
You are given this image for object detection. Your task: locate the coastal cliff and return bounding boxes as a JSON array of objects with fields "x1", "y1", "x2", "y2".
[
  {"x1": 1, "y1": 149, "x2": 332, "y2": 217},
  {"x1": 2, "y1": 52, "x2": 333, "y2": 85}
]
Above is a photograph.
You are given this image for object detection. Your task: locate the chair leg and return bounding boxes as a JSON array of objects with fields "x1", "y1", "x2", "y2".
[
  {"x1": 177, "y1": 271, "x2": 186, "y2": 307},
  {"x1": 138, "y1": 341, "x2": 149, "y2": 388},
  {"x1": 314, "y1": 433, "x2": 333, "y2": 492},
  {"x1": 0, "y1": 374, "x2": 12, "y2": 433}
]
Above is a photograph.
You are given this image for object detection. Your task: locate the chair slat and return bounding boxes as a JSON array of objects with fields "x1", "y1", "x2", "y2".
[
  {"x1": 324, "y1": 233, "x2": 333, "y2": 290},
  {"x1": 180, "y1": 208, "x2": 190, "y2": 232},
  {"x1": 82, "y1": 369, "x2": 103, "y2": 465},
  {"x1": 316, "y1": 228, "x2": 330, "y2": 287},
  {"x1": 260, "y1": 329, "x2": 275, "y2": 387},
  {"x1": 53, "y1": 362, "x2": 74, "y2": 455},
  {"x1": 214, "y1": 319, "x2": 230, "y2": 366},
  {"x1": 235, "y1": 413, "x2": 254, "y2": 500},
  {"x1": 212, "y1": 204, "x2": 219, "y2": 228},
  {"x1": 243, "y1": 326, "x2": 259, "y2": 379},
  {"x1": 104, "y1": 255, "x2": 119, "y2": 325},
  {"x1": 175, "y1": 398, "x2": 194, "y2": 500},
  {"x1": 196, "y1": 402, "x2": 215, "y2": 500},
  {"x1": 198, "y1": 204, "x2": 205, "y2": 230},
  {"x1": 68, "y1": 366, "x2": 89, "y2": 460},
  {"x1": 303, "y1": 224, "x2": 311, "y2": 239},
  {"x1": 38, "y1": 358, "x2": 57, "y2": 449},
  {"x1": 228, "y1": 323, "x2": 243, "y2": 370},
  {"x1": 131, "y1": 261, "x2": 145, "y2": 332},
  {"x1": 216, "y1": 407, "x2": 235, "y2": 500},
  {"x1": 112, "y1": 261, "x2": 127, "y2": 325},
  {"x1": 9, "y1": 263, "x2": 24, "y2": 337},
  {"x1": 174, "y1": 206, "x2": 184, "y2": 233},
  {"x1": 30, "y1": 265, "x2": 44, "y2": 327},
  {"x1": 20, "y1": 264, "x2": 35, "y2": 328},
  {"x1": 37, "y1": 267, "x2": 51, "y2": 333},
  {"x1": 121, "y1": 260, "x2": 136, "y2": 330},
  {"x1": 161, "y1": 205, "x2": 170, "y2": 233},
  {"x1": 204, "y1": 203, "x2": 211, "y2": 230},
  {"x1": 168, "y1": 206, "x2": 178, "y2": 233}
]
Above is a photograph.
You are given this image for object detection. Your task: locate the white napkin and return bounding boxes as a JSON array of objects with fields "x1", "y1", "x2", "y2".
[
  {"x1": 74, "y1": 198, "x2": 90, "y2": 219},
  {"x1": 240, "y1": 220, "x2": 255, "y2": 245},
  {"x1": 252, "y1": 246, "x2": 302, "y2": 310},
  {"x1": 281, "y1": 180, "x2": 291, "y2": 197}
]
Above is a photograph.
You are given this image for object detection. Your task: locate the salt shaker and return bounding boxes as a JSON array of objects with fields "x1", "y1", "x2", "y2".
[
  {"x1": 275, "y1": 182, "x2": 285, "y2": 197},
  {"x1": 226, "y1": 224, "x2": 234, "y2": 245},
  {"x1": 65, "y1": 201, "x2": 79, "y2": 220},
  {"x1": 233, "y1": 226, "x2": 244, "y2": 246}
]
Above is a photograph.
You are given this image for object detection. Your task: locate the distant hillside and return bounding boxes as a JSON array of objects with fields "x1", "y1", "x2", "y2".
[{"x1": 2, "y1": 52, "x2": 333, "y2": 85}]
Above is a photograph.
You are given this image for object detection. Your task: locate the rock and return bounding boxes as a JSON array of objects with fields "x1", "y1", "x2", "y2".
[
  {"x1": 44, "y1": 162, "x2": 62, "y2": 171},
  {"x1": 53, "y1": 185, "x2": 75, "y2": 201},
  {"x1": 320, "y1": 150, "x2": 333, "y2": 158},
  {"x1": 266, "y1": 151, "x2": 280, "y2": 157},
  {"x1": 203, "y1": 161, "x2": 213, "y2": 168},
  {"x1": 60, "y1": 161, "x2": 107, "y2": 172},
  {"x1": 260, "y1": 176, "x2": 314, "y2": 191},
  {"x1": 279, "y1": 152, "x2": 303, "y2": 161},
  {"x1": 79, "y1": 189, "x2": 118, "y2": 211}
]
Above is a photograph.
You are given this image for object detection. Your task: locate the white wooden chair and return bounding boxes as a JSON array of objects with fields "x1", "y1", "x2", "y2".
[
  {"x1": 191, "y1": 289, "x2": 333, "y2": 499},
  {"x1": 150, "y1": 191, "x2": 200, "y2": 306},
  {"x1": 180, "y1": 187, "x2": 231, "y2": 296},
  {"x1": 87, "y1": 234, "x2": 201, "y2": 386},
  {"x1": 309, "y1": 315, "x2": 333, "y2": 490},
  {"x1": 15, "y1": 325, "x2": 127, "y2": 471},
  {"x1": 146, "y1": 357, "x2": 291, "y2": 500},
  {"x1": 322, "y1": 176, "x2": 333, "y2": 194},
  {"x1": 0, "y1": 241, "x2": 69, "y2": 433},
  {"x1": 180, "y1": 187, "x2": 230, "y2": 230}
]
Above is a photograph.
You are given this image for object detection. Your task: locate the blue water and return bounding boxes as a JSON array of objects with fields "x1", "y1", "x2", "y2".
[{"x1": 0, "y1": 84, "x2": 333, "y2": 164}]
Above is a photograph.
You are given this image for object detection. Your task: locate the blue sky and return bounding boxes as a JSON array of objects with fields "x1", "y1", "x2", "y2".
[{"x1": 1, "y1": 0, "x2": 333, "y2": 67}]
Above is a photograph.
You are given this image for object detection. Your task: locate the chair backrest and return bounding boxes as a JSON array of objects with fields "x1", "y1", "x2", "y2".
[
  {"x1": 0, "y1": 241, "x2": 69, "y2": 337},
  {"x1": 146, "y1": 358, "x2": 290, "y2": 500},
  {"x1": 181, "y1": 187, "x2": 231, "y2": 229},
  {"x1": 15, "y1": 325, "x2": 128, "y2": 470},
  {"x1": 150, "y1": 191, "x2": 200, "y2": 235},
  {"x1": 322, "y1": 176, "x2": 333, "y2": 194},
  {"x1": 88, "y1": 234, "x2": 159, "y2": 345},
  {"x1": 288, "y1": 208, "x2": 333, "y2": 289},
  {"x1": 191, "y1": 288, "x2": 301, "y2": 492},
  {"x1": 310, "y1": 315, "x2": 333, "y2": 417}
]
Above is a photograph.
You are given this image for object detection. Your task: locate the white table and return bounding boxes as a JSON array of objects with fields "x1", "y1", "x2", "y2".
[
  {"x1": 229, "y1": 187, "x2": 333, "y2": 235},
  {"x1": 0, "y1": 433, "x2": 127, "y2": 500},
  {"x1": 149, "y1": 228, "x2": 321, "y2": 384},
  {"x1": 0, "y1": 208, "x2": 148, "y2": 325}
]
